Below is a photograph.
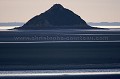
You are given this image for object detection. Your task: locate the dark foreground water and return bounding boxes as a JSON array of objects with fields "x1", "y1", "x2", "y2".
[
  {"x1": 0, "y1": 29, "x2": 120, "y2": 78},
  {"x1": 0, "y1": 42, "x2": 120, "y2": 70}
]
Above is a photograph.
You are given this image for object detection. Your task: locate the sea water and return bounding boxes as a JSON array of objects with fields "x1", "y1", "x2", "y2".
[{"x1": 0, "y1": 26, "x2": 120, "y2": 78}]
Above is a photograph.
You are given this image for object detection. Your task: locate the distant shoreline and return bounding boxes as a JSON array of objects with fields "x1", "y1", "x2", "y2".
[
  {"x1": 88, "y1": 22, "x2": 120, "y2": 26},
  {"x1": 0, "y1": 22, "x2": 120, "y2": 26}
]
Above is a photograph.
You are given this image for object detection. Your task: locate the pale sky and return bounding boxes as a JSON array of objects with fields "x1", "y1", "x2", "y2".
[{"x1": 0, "y1": 0, "x2": 120, "y2": 22}]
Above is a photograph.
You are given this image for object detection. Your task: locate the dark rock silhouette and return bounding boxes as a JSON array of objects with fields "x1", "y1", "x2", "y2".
[{"x1": 16, "y1": 4, "x2": 93, "y2": 30}]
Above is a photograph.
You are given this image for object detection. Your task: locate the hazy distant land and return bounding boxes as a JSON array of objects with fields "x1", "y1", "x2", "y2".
[
  {"x1": 88, "y1": 22, "x2": 120, "y2": 26},
  {"x1": 0, "y1": 22, "x2": 24, "y2": 26}
]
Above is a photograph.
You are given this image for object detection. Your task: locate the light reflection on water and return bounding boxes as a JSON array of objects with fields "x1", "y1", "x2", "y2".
[
  {"x1": 0, "y1": 69, "x2": 120, "y2": 77},
  {"x1": 0, "y1": 26, "x2": 20, "y2": 30}
]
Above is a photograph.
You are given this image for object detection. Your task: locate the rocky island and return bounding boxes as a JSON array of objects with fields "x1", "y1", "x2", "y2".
[{"x1": 15, "y1": 4, "x2": 94, "y2": 30}]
